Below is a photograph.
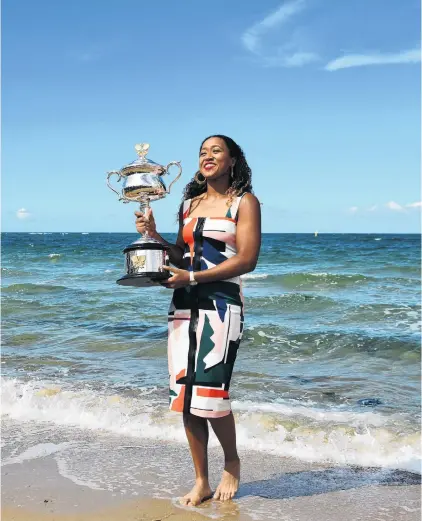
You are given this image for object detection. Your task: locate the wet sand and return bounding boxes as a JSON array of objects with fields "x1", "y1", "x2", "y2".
[
  {"x1": 2, "y1": 500, "x2": 230, "y2": 521},
  {"x1": 2, "y1": 447, "x2": 421, "y2": 521}
]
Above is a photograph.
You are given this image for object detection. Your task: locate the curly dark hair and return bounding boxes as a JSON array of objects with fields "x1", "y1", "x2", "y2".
[{"x1": 181, "y1": 135, "x2": 253, "y2": 205}]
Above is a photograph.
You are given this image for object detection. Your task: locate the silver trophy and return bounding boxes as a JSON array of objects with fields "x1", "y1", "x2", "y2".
[{"x1": 107, "y1": 143, "x2": 182, "y2": 287}]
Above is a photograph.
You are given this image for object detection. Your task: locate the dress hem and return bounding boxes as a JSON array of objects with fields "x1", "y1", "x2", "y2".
[{"x1": 169, "y1": 406, "x2": 231, "y2": 419}]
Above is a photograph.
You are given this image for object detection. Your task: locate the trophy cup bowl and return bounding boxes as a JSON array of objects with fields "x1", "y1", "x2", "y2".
[{"x1": 107, "y1": 143, "x2": 182, "y2": 287}]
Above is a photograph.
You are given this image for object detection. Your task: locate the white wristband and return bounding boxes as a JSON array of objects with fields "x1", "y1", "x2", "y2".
[{"x1": 189, "y1": 271, "x2": 197, "y2": 285}]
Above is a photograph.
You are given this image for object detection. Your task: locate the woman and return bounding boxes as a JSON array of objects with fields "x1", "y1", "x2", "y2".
[{"x1": 135, "y1": 135, "x2": 261, "y2": 506}]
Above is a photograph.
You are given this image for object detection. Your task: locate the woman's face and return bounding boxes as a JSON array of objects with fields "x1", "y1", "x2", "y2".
[{"x1": 199, "y1": 137, "x2": 234, "y2": 180}]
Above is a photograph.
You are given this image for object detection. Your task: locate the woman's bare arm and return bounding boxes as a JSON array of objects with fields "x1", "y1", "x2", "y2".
[
  {"x1": 194, "y1": 193, "x2": 261, "y2": 284},
  {"x1": 152, "y1": 206, "x2": 185, "y2": 268}
]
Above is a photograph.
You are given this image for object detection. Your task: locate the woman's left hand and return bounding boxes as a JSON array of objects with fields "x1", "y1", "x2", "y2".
[{"x1": 161, "y1": 266, "x2": 190, "y2": 289}]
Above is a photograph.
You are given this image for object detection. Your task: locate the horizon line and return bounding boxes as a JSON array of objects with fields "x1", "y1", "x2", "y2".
[{"x1": 2, "y1": 231, "x2": 420, "y2": 235}]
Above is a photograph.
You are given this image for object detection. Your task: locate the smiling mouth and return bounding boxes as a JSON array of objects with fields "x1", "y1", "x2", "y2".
[{"x1": 203, "y1": 162, "x2": 216, "y2": 170}]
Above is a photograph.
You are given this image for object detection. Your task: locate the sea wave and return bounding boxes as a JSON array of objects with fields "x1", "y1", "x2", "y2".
[
  {"x1": 242, "y1": 271, "x2": 378, "y2": 289},
  {"x1": 241, "y1": 273, "x2": 269, "y2": 280},
  {"x1": 245, "y1": 293, "x2": 338, "y2": 312},
  {"x1": 243, "y1": 326, "x2": 420, "y2": 361},
  {"x1": 1, "y1": 283, "x2": 68, "y2": 294},
  {"x1": 1, "y1": 377, "x2": 420, "y2": 473},
  {"x1": 243, "y1": 271, "x2": 419, "y2": 289},
  {"x1": 343, "y1": 303, "x2": 421, "y2": 332},
  {"x1": 1, "y1": 267, "x2": 32, "y2": 277},
  {"x1": 276, "y1": 272, "x2": 378, "y2": 288},
  {"x1": 376, "y1": 264, "x2": 421, "y2": 276},
  {"x1": 246, "y1": 296, "x2": 421, "y2": 333}
]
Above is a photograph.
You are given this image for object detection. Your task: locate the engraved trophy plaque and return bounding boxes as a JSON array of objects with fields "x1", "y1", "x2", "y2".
[{"x1": 107, "y1": 143, "x2": 182, "y2": 287}]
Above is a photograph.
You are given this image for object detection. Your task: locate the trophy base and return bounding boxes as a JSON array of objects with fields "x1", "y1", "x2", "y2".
[
  {"x1": 116, "y1": 272, "x2": 170, "y2": 287},
  {"x1": 117, "y1": 236, "x2": 170, "y2": 288}
]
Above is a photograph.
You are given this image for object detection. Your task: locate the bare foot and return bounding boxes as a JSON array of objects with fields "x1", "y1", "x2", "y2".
[
  {"x1": 180, "y1": 479, "x2": 213, "y2": 507},
  {"x1": 213, "y1": 458, "x2": 240, "y2": 501}
]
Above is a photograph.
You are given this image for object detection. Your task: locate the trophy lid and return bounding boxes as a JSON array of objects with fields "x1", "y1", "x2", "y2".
[{"x1": 120, "y1": 143, "x2": 166, "y2": 176}]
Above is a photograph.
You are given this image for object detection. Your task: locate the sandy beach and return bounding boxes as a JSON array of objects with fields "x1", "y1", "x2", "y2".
[{"x1": 2, "y1": 433, "x2": 421, "y2": 521}]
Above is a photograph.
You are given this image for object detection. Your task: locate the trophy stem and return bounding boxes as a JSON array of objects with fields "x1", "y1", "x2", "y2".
[
  {"x1": 139, "y1": 201, "x2": 151, "y2": 239},
  {"x1": 139, "y1": 200, "x2": 150, "y2": 211}
]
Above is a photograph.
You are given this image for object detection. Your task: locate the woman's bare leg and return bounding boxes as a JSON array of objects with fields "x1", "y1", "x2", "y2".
[
  {"x1": 209, "y1": 412, "x2": 240, "y2": 501},
  {"x1": 181, "y1": 412, "x2": 213, "y2": 506}
]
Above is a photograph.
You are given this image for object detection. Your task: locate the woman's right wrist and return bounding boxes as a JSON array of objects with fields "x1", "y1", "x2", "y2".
[{"x1": 150, "y1": 231, "x2": 165, "y2": 244}]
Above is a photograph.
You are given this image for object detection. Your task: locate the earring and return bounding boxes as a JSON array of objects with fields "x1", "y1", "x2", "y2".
[
  {"x1": 230, "y1": 165, "x2": 234, "y2": 178},
  {"x1": 194, "y1": 171, "x2": 206, "y2": 185}
]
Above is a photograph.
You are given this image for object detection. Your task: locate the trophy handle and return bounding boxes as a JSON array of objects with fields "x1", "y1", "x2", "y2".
[
  {"x1": 164, "y1": 161, "x2": 182, "y2": 194},
  {"x1": 107, "y1": 171, "x2": 124, "y2": 200}
]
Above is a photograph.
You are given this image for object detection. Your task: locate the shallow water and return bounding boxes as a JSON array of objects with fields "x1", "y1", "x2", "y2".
[{"x1": 1, "y1": 232, "x2": 421, "y2": 475}]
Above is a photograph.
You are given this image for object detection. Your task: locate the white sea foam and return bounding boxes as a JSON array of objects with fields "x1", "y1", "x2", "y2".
[
  {"x1": 231, "y1": 400, "x2": 387, "y2": 426},
  {"x1": 1, "y1": 378, "x2": 187, "y2": 443},
  {"x1": 1, "y1": 378, "x2": 420, "y2": 474},
  {"x1": 241, "y1": 273, "x2": 268, "y2": 280},
  {"x1": 48, "y1": 253, "x2": 61, "y2": 258},
  {"x1": 2, "y1": 442, "x2": 72, "y2": 466},
  {"x1": 409, "y1": 320, "x2": 422, "y2": 332},
  {"x1": 55, "y1": 457, "x2": 106, "y2": 490},
  {"x1": 383, "y1": 306, "x2": 421, "y2": 332}
]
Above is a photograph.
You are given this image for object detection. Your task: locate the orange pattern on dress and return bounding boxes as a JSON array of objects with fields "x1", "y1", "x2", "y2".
[
  {"x1": 209, "y1": 217, "x2": 236, "y2": 224},
  {"x1": 170, "y1": 384, "x2": 186, "y2": 412},
  {"x1": 196, "y1": 388, "x2": 229, "y2": 398},
  {"x1": 176, "y1": 368, "x2": 186, "y2": 381},
  {"x1": 182, "y1": 218, "x2": 196, "y2": 265}
]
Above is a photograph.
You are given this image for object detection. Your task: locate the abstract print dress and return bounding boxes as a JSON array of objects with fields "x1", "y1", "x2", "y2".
[{"x1": 168, "y1": 195, "x2": 245, "y2": 418}]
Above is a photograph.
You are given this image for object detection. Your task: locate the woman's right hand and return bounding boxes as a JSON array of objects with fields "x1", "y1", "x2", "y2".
[{"x1": 135, "y1": 208, "x2": 157, "y2": 237}]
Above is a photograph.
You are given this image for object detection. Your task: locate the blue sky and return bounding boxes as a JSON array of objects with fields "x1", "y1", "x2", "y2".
[{"x1": 2, "y1": 0, "x2": 421, "y2": 233}]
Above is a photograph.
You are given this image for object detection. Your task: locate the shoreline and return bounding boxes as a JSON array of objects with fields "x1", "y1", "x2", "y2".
[
  {"x1": 2, "y1": 432, "x2": 421, "y2": 521},
  {"x1": 1, "y1": 452, "x2": 253, "y2": 521},
  {"x1": 1, "y1": 499, "x2": 235, "y2": 521}
]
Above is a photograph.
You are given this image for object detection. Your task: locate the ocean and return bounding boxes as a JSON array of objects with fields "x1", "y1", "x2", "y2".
[{"x1": 1, "y1": 232, "x2": 421, "y2": 516}]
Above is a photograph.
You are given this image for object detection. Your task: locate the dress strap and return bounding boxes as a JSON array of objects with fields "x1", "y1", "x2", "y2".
[
  {"x1": 182, "y1": 199, "x2": 191, "y2": 220},
  {"x1": 226, "y1": 193, "x2": 247, "y2": 221}
]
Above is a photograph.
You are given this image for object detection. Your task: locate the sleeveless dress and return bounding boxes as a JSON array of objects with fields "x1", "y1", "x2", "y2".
[{"x1": 167, "y1": 195, "x2": 246, "y2": 418}]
